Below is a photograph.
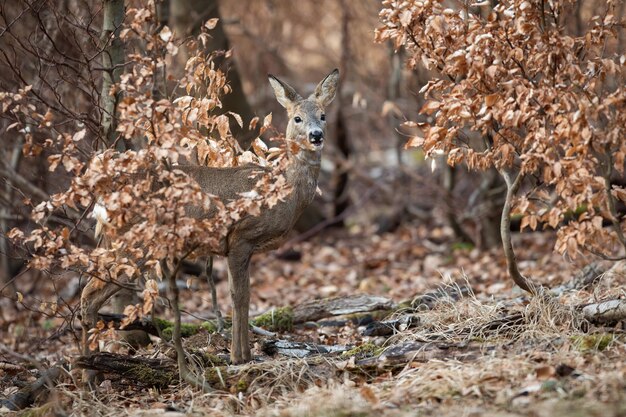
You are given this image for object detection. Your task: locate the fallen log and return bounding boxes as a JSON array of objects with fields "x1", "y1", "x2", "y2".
[
  {"x1": 293, "y1": 295, "x2": 396, "y2": 324},
  {"x1": 355, "y1": 342, "x2": 485, "y2": 368},
  {"x1": 261, "y1": 339, "x2": 349, "y2": 358},
  {"x1": 89, "y1": 314, "x2": 222, "y2": 341},
  {"x1": 75, "y1": 353, "x2": 177, "y2": 387},
  {"x1": 582, "y1": 299, "x2": 626, "y2": 324},
  {"x1": 361, "y1": 315, "x2": 421, "y2": 337},
  {"x1": 0, "y1": 366, "x2": 61, "y2": 411}
]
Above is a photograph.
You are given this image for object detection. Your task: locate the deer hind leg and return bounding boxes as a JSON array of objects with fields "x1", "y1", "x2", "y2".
[
  {"x1": 113, "y1": 278, "x2": 150, "y2": 350},
  {"x1": 227, "y1": 242, "x2": 253, "y2": 364},
  {"x1": 80, "y1": 277, "x2": 124, "y2": 355}
]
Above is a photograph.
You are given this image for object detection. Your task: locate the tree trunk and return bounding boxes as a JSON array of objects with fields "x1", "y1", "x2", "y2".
[
  {"x1": 332, "y1": 0, "x2": 351, "y2": 222},
  {"x1": 442, "y1": 164, "x2": 475, "y2": 245},
  {"x1": 100, "y1": 0, "x2": 125, "y2": 151},
  {"x1": 473, "y1": 169, "x2": 504, "y2": 249},
  {"x1": 170, "y1": 0, "x2": 257, "y2": 149},
  {"x1": 0, "y1": 138, "x2": 22, "y2": 296}
]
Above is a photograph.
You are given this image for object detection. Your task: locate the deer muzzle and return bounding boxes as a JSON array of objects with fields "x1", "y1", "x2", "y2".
[{"x1": 309, "y1": 129, "x2": 324, "y2": 147}]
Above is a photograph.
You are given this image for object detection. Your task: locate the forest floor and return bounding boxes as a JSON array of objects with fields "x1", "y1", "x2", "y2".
[{"x1": 1, "y1": 220, "x2": 626, "y2": 416}]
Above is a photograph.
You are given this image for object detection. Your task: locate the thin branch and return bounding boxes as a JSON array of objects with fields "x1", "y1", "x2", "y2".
[
  {"x1": 162, "y1": 243, "x2": 212, "y2": 392},
  {"x1": 584, "y1": 245, "x2": 626, "y2": 262}
]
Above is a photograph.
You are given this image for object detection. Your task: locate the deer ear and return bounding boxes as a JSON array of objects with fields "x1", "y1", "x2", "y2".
[
  {"x1": 268, "y1": 75, "x2": 301, "y2": 108},
  {"x1": 313, "y1": 69, "x2": 339, "y2": 107}
]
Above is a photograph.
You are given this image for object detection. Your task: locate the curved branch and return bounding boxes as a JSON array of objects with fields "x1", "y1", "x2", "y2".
[{"x1": 499, "y1": 169, "x2": 538, "y2": 294}]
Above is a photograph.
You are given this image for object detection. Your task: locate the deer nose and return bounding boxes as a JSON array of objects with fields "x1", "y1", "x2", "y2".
[{"x1": 309, "y1": 130, "x2": 323, "y2": 145}]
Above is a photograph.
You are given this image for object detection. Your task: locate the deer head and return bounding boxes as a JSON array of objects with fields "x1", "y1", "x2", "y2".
[{"x1": 268, "y1": 69, "x2": 339, "y2": 154}]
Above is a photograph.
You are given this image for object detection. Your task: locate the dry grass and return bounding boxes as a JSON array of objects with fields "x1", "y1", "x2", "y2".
[
  {"x1": 7, "y1": 278, "x2": 626, "y2": 417},
  {"x1": 201, "y1": 286, "x2": 624, "y2": 417}
]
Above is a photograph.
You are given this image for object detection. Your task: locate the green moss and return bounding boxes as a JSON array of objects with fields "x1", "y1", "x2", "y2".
[
  {"x1": 236, "y1": 378, "x2": 248, "y2": 392},
  {"x1": 181, "y1": 323, "x2": 201, "y2": 337},
  {"x1": 571, "y1": 334, "x2": 615, "y2": 352},
  {"x1": 252, "y1": 306, "x2": 294, "y2": 332},
  {"x1": 123, "y1": 363, "x2": 176, "y2": 387},
  {"x1": 155, "y1": 318, "x2": 219, "y2": 341},
  {"x1": 201, "y1": 321, "x2": 218, "y2": 333},
  {"x1": 341, "y1": 343, "x2": 382, "y2": 359},
  {"x1": 153, "y1": 317, "x2": 170, "y2": 332}
]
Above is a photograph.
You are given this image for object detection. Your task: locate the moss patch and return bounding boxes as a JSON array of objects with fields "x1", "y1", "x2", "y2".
[
  {"x1": 201, "y1": 321, "x2": 218, "y2": 333},
  {"x1": 341, "y1": 343, "x2": 382, "y2": 359},
  {"x1": 571, "y1": 333, "x2": 615, "y2": 352},
  {"x1": 122, "y1": 363, "x2": 177, "y2": 387},
  {"x1": 235, "y1": 378, "x2": 249, "y2": 393},
  {"x1": 155, "y1": 318, "x2": 219, "y2": 341},
  {"x1": 252, "y1": 306, "x2": 294, "y2": 332}
]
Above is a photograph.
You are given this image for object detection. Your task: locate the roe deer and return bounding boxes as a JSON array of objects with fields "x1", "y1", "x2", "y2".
[{"x1": 81, "y1": 69, "x2": 339, "y2": 364}]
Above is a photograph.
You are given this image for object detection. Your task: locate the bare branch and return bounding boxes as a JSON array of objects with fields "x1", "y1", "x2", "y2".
[{"x1": 499, "y1": 169, "x2": 538, "y2": 295}]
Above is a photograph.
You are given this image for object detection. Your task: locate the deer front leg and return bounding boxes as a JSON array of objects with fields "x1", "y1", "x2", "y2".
[{"x1": 227, "y1": 242, "x2": 253, "y2": 364}]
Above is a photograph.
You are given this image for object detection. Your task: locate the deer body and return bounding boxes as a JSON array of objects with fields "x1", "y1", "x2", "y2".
[{"x1": 81, "y1": 69, "x2": 339, "y2": 365}]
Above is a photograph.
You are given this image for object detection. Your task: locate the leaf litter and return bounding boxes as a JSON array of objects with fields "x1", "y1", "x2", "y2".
[{"x1": 2, "y1": 222, "x2": 626, "y2": 416}]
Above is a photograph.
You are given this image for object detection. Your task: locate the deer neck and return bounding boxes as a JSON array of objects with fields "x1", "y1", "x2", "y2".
[{"x1": 284, "y1": 141, "x2": 322, "y2": 204}]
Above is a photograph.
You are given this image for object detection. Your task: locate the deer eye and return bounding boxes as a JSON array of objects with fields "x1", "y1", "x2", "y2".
[
  {"x1": 320, "y1": 114, "x2": 326, "y2": 121},
  {"x1": 294, "y1": 116, "x2": 302, "y2": 123}
]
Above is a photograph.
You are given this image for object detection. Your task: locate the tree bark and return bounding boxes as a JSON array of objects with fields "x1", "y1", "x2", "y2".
[
  {"x1": 170, "y1": 0, "x2": 257, "y2": 149},
  {"x1": 75, "y1": 353, "x2": 176, "y2": 387},
  {"x1": 332, "y1": 0, "x2": 351, "y2": 222},
  {"x1": 100, "y1": 0, "x2": 125, "y2": 151},
  {"x1": 261, "y1": 339, "x2": 349, "y2": 358},
  {"x1": 442, "y1": 163, "x2": 476, "y2": 245},
  {"x1": 293, "y1": 295, "x2": 396, "y2": 324},
  {"x1": 582, "y1": 299, "x2": 626, "y2": 324},
  {"x1": 0, "y1": 138, "x2": 22, "y2": 294}
]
